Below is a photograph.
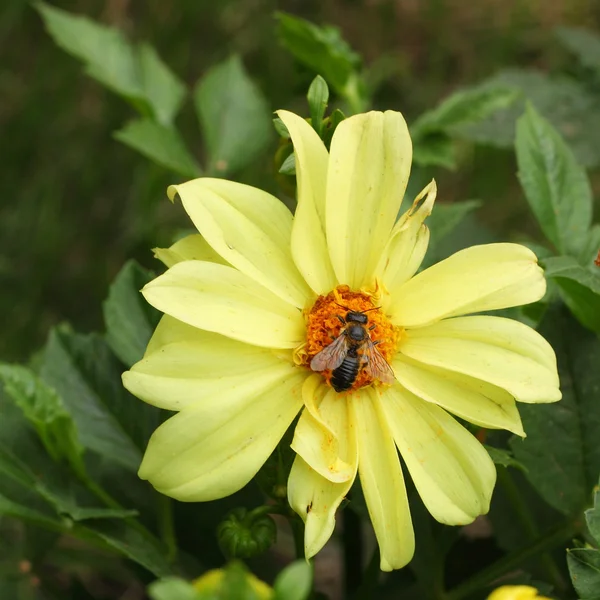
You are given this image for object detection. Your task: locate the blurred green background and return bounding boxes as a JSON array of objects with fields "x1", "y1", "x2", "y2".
[{"x1": 2, "y1": 0, "x2": 600, "y2": 362}]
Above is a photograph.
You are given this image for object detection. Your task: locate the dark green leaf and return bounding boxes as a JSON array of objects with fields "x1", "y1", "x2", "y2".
[
  {"x1": 307, "y1": 75, "x2": 329, "y2": 136},
  {"x1": 273, "y1": 117, "x2": 291, "y2": 139},
  {"x1": 276, "y1": 12, "x2": 362, "y2": 97},
  {"x1": 543, "y1": 256, "x2": 600, "y2": 333},
  {"x1": 321, "y1": 108, "x2": 346, "y2": 149},
  {"x1": 194, "y1": 55, "x2": 272, "y2": 176},
  {"x1": 39, "y1": 327, "x2": 159, "y2": 471},
  {"x1": 484, "y1": 446, "x2": 527, "y2": 472},
  {"x1": 114, "y1": 119, "x2": 201, "y2": 177},
  {"x1": 278, "y1": 152, "x2": 296, "y2": 175},
  {"x1": 516, "y1": 104, "x2": 593, "y2": 255},
  {"x1": 567, "y1": 548, "x2": 600, "y2": 599},
  {"x1": 148, "y1": 577, "x2": 200, "y2": 600},
  {"x1": 103, "y1": 260, "x2": 159, "y2": 367},
  {"x1": 457, "y1": 69, "x2": 600, "y2": 167},
  {"x1": 36, "y1": 3, "x2": 186, "y2": 125},
  {"x1": 585, "y1": 485, "x2": 600, "y2": 546},
  {"x1": 581, "y1": 224, "x2": 600, "y2": 267},
  {"x1": 509, "y1": 307, "x2": 600, "y2": 515},
  {"x1": 412, "y1": 85, "x2": 519, "y2": 137},
  {"x1": 427, "y1": 200, "x2": 482, "y2": 243},
  {"x1": 556, "y1": 27, "x2": 600, "y2": 74},
  {"x1": 412, "y1": 134, "x2": 456, "y2": 169},
  {"x1": 273, "y1": 560, "x2": 312, "y2": 600},
  {"x1": 0, "y1": 364, "x2": 85, "y2": 477}
]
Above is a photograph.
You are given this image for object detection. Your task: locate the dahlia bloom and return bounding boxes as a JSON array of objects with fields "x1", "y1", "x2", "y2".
[
  {"x1": 487, "y1": 585, "x2": 550, "y2": 600},
  {"x1": 123, "y1": 110, "x2": 561, "y2": 570}
]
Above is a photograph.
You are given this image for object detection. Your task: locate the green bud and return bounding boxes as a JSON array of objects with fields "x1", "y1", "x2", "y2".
[{"x1": 218, "y1": 507, "x2": 277, "y2": 559}]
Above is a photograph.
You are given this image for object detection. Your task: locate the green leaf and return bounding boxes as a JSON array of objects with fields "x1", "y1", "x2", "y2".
[
  {"x1": 0, "y1": 364, "x2": 85, "y2": 478},
  {"x1": 307, "y1": 75, "x2": 329, "y2": 137},
  {"x1": 426, "y1": 200, "x2": 482, "y2": 242},
  {"x1": 278, "y1": 152, "x2": 296, "y2": 176},
  {"x1": 273, "y1": 561, "x2": 312, "y2": 600},
  {"x1": 484, "y1": 446, "x2": 527, "y2": 472},
  {"x1": 276, "y1": 12, "x2": 362, "y2": 97},
  {"x1": 543, "y1": 256, "x2": 600, "y2": 333},
  {"x1": 457, "y1": 69, "x2": 600, "y2": 167},
  {"x1": 585, "y1": 485, "x2": 600, "y2": 546},
  {"x1": 148, "y1": 577, "x2": 200, "y2": 600},
  {"x1": 138, "y1": 43, "x2": 187, "y2": 126},
  {"x1": 412, "y1": 85, "x2": 520, "y2": 137},
  {"x1": 412, "y1": 134, "x2": 456, "y2": 169},
  {"x1": 103, "y1": 260, "x2": 159, "y2": 367},
  {"x1": 114, "y1": 119, "x2": 201, "y2": 177},
  {"x1": 39, "y1": 327, "x2": 159, "y2": 472},
  {"x1": 567, "y1": 548, "x2": 600, "y2": 599},
  {"x1": 556, "y1": 27, "x2": 600, "y2": 75},
  {"x1": 509, "y1": 307, "x2": 600, "y2": 515},
  {"x1": 35, "y1": 3, "x2": 186, "y2": 126},
  {"x1": 194, "y1": 55, "x2": 272, "y2": 176},
  {"x1": 582, "y1": 224, "x2": 600, "y2": 267},
  {"x1": 515, "y1": 103, "x2": 593, "y2": 256}
]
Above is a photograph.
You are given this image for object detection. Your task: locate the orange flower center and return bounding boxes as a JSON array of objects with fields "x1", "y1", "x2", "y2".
[{"x1": 297, "y1": 285, "x2": 400, "y2": 393}]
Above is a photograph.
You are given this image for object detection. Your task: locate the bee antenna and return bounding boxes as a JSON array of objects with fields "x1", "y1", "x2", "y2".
[{"x1": 362, "y1": 306, "x2": 380, "y2": 313}]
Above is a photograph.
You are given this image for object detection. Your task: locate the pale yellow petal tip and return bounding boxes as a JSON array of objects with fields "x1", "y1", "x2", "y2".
[
  {"x1": 166, "y1": 184, "x2": 180, "y2": 202},
  {"x1": 487, "y1": 585, "x2": 550, "y2": 600}
]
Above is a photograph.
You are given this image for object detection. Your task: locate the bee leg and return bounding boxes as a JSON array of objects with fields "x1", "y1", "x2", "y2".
[
  {"x1": 372, "y1": 340, "x2": 381, "y2": 346},
  {"x1": 336, "y1": 315, "x2": 346, "y2": 325},
  {"x1": 369, "y1": 324, "x2": 376, "y2": 330}
]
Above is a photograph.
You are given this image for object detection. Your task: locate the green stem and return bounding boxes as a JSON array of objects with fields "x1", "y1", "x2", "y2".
[
  {"x1": 446, "y1": 520, "x2": 576, "y2": 600},
  {"x1": 158, "y1": 494, "x2": 177, "y2": 564},
  {"x1": 497, "y1": 468, "x2": 566, "y2": 590}
]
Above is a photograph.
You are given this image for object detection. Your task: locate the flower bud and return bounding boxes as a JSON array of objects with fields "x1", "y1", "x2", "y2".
[
  {"x1": 218, "y1": 507, "x2": 277, "y2": 559},
  {"x1": 193, "y1": 562, "x2": 272, "y2": 599},
  {"x1": 487, "y1": 585, "x2": 550, "y2": 600}
]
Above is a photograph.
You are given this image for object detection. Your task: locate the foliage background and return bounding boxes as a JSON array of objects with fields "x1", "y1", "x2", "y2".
[{"x1": 2, "y1": 1, "x2": 600, "y2": 599}]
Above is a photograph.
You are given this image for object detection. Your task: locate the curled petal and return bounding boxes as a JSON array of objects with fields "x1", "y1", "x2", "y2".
[
  {"x1": 399, "y1": 316, "x2": 561, "y2": 403},
  {"x1": 291, "y1": 376, "x2": 355, "y2": 483},
  {"x1": 142, "y1": 261, "x2": 305, "y2": 349},
  {"x1": 378, "y1": 180, "x2": 436, "y2": 296},
  {"x1": 138, "y1": 370, "x2": 306, "y2": 501},
  {"x1": 326, "y1": 111, "x2": 412, "y2": 290},
  {"x1": 168, "y1": 178, "x2": 311, "y2": 307},
  {"x1": 153, "y1": 234, "x2": 228, "y2": 268},
  {"x1": 351, "y1": 388, "x2": 414, "y2": 571},
  {"x1": 382, "y1": 385, "x2": 497, "y2": 525},
  {"x1": 390, "y1": 244, "x2": 546, "y2": 327},
  {"x1": 277, "y1": 110, "x2": 337, "y2": 295}
]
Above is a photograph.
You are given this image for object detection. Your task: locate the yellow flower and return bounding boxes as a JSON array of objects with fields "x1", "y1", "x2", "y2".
[
  {"x1": 123, "y1": 110, "x2": 561, "y2": 571},
  {"x1": 193, "y1": 567, "x2": 272, "y2": 599},
  {"x1": 487, "y1": 585, "x2": 551, "y2": 600}
]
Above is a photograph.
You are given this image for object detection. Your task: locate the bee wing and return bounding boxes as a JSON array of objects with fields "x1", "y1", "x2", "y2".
[
  {"x1": 363, "y1": 340, "x2": 396, "y2": 385},
  {"x1": 310, "y1": 334, "x2": 349, "y2": 372}
]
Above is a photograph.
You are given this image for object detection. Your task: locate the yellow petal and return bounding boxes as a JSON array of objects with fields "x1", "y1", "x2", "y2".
[
  {"x1": 123, "y1": 331, "x2": 294, "y2": 411},
  {"x1": 276, "y1": 110, "x2": 337, "y2": 294},
  {"x1": 390, "y1": 244, "x2": 546, "y2": 327},
  {"x1": 382, "y1": 385, "x2": 497, "y2": 524},
  {"x1": 291, "y1": 376, "x2": 355, "y2": 483},
  {"x1": 326, "y1": 111, "x2": 412, "y2": 290},
  {"x1": 153, "y1": 234, "x2": 227, "y2": 268},
  {"x1": 392, "y1": 355, "x2": 524, "y2": 436},
  {"x1": 144, "y1": 315, "x2": 206, "y2": 355},
  {"x1": 400, "y1": 316, "x2": 561, "y2": 403},
  {"x1": 377, "y1": 180, "x2": 435, "y2": 297},
  {"x1": 487, "y1": 585, "x2": 550, "y2": 600},
  {"x1": 288, "y1": 403, "x2": 358, "y2": 559},
  {"x1": 168, "y1": 178, "x2": 311, "y2": 307},
  {"x1": 142, "y1": 261, "x2": 305, "y2": 349},
  {"x1": 351, "y1": 388, "x2": 414, "y2": 571},
  {"x1": 138, "y1": 369, "x2": 306, "y2": 501}
]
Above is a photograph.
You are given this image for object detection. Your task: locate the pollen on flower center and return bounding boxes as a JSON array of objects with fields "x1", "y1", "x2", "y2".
[{"x1": 296, "y1": 285, "x2": 400, "y2": 392}]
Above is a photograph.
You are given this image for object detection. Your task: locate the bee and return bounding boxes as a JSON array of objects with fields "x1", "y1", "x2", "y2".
[{"x1": 310, "y1": 309, "x2": 396, "y2": 393}]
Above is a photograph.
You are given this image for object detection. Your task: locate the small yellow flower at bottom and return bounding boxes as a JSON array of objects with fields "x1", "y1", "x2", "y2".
[
  {"x1": 193, "y1": 568, "x2": 273, "y2": 599},
  {"x1": 487, "y1": 585, "x2": 551, "y2": 600}
]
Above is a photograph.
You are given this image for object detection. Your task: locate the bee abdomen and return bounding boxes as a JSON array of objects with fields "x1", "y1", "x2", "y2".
[{"x1": 331, "y1": 355, "x2": 360, "y2": 392}]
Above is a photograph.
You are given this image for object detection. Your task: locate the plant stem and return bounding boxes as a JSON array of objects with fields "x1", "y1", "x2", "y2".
[
  {"x1": 497, "y1": 468, "x2": 566, "y2": 591},
  {"x1": 157, "y1": 494, "x2": 177, "y2": 564},
  {"x1": 446, "y1": 520, "x2": 576, "y2": 600}
]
